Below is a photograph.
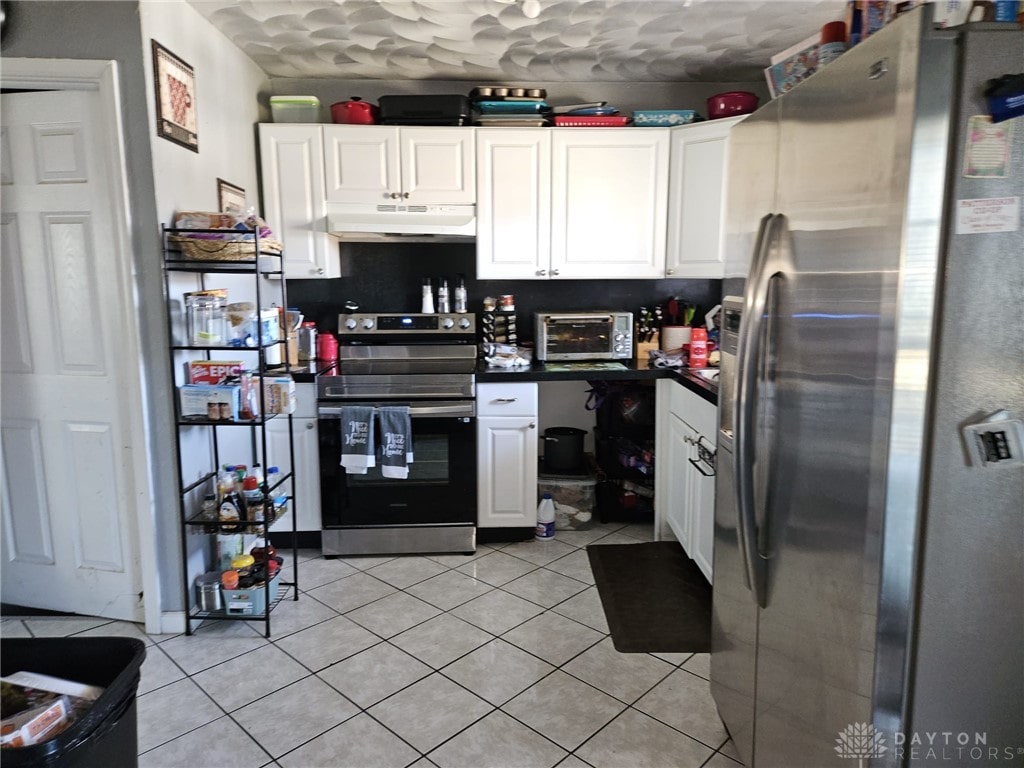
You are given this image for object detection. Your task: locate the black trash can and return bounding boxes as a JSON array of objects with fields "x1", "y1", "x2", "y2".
[{"x1": 1, "y1": 637, "x2": 146, "y2": 767}]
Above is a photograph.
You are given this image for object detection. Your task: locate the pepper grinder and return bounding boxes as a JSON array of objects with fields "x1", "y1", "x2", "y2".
[
  {"x1": 454, "y1": 274, "x2": 468, "y2": 314},
  {"x1": 437, "y1": 278, "x2": 451, "y2": 313},
  {"x1": 421, "y1": 278, "x2": 435, "y2": 314}
]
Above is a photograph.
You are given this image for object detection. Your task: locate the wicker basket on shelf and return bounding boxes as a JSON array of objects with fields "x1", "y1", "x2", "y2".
[{"x1": 168, "y1": 234, "x2": 283, "y2": 261}]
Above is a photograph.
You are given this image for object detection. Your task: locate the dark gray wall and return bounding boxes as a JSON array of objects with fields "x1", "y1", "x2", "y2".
[{"x1": 4, "y1": 1, "x2": 180, "y2": 612}]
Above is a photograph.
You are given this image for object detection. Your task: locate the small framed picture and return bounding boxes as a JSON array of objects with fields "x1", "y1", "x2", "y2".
[
  {"x1": 152, "y1": 40, "x2": 198, "y2": 152},
  {"x1": 217, "y1": 178, "x2": 247, "y2": 214}
]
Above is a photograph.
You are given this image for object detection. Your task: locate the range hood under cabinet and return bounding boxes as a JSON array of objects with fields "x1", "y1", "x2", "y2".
[{"x1": 326, "y1": 202, "x2": 476, "y2": 241}]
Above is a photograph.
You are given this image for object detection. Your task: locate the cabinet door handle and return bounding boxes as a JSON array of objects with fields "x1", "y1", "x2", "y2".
[
  {"x1": 536, "y1": 269, "x2": 547, "y2": 276},
  {"x1": 495, "y1": 398, "x2": 518, "y2": 403},
  {"x1": 305, "y1": 422, "x2": 315, "y2": 430},
  {"x1": 316, "y1": 268, "x2": 324, "y2": 275},
  {"x1": 389, "y1": 192, "x2": 399, "y2": 199},
  {"x1": 529, "y1": 422, "x2": 536, "y2": 429},
  {"x1": 551, "y1": 268, "x2": 560, "y2": 276},
  {"x1": 402, "y1": 192, "x2": 410, "y2": 199},
  {"x1": 688, "y1": 457, "x2": 716, "y2": 477},
  {"x1": 666, "y1": 268, "x2": 675, "y2": 275}
]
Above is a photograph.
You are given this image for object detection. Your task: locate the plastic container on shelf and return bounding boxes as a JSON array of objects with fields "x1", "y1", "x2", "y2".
[
  {"x1": 0, "y1": 637, "x2": 145, "y2": 768},
  {"x1": 537, "y1": 472, "x2": 597, "y2": 530},
  {"x1": 270, "y1": 95, "x2": 321, "y2": 123},
  {"x1": 186, "y1": 294, "x2": 227, "y2": 346},
  {"x1": 535, "y1": 494, "x2": 556, "y2": 541}
]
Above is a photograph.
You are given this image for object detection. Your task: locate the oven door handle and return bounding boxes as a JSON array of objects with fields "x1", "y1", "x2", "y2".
[{"x1": 318, "y1": 403, "x2": 475, "y2": 419}]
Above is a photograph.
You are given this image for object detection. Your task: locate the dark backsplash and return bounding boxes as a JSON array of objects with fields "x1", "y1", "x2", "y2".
[{"x1": 287, "y1": 241, "x2": 722, "y2": 342}]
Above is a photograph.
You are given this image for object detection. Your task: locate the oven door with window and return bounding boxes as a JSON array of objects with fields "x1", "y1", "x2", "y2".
[{"x1": 318, "y1": 400, "x2": 476, "y2": 555}]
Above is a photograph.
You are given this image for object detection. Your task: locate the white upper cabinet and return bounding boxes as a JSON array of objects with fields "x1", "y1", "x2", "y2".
[
  {"x1": 551, "y1": 128, "x2": 670, "y2": 279},
  {"x1": 476, "y1": 129, "x2": 552, "y2": 280},
  {"x1": 258, "y1": 124, "x2": 339, "y2": 279},
  {"x1": 324, "y1": 126, "x2": 475, "y2": 205},
  {"x1": 665, "y1": 116, "x2": 744, "y2": 278}
]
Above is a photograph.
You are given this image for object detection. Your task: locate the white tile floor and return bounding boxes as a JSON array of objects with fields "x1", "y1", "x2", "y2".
[{"x1": 0, "y1": 522, "x2": 742, "y2": 768}]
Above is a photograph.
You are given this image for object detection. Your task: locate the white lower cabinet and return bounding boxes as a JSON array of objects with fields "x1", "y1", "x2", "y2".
[
  {"x1": 266, "y1": 383, "x2": 321, "y2": 533},
  {"x1": 655, "y1": 379, "x2": 717, "y2": 582},
  {"x1": 477, "y1": 383, "x2": 539, "y2": 528}
]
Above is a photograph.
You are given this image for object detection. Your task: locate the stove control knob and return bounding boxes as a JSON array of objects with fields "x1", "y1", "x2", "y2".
[
  {"x1": 441, "y1": 318, "x2": 455, "y2": 329},
  {"x1": 344, "y1": 318, "x2": 358, "y2": 330},
  {"x1": 459, "y1": 318, "x2": 472, "y2": 329},
  {"x1": 361, "y1": 318, "x2": 375, "y2": 330},
  {"x1": 614, "y1": 332, "x2": 625, "y2": 341}
]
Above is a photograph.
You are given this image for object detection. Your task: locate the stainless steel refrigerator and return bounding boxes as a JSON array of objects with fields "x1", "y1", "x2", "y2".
[{"x1": 710, "y1": 7, "x2": 1024, "y2": 767}]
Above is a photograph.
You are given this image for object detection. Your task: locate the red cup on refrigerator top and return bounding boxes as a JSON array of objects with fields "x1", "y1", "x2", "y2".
[{"x1": 316, "y1": 332, "x2": 338, "y2": 362}]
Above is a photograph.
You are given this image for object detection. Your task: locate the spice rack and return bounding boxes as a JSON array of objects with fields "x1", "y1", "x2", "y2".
[{"x1": 161, "y1": 225, "x2": 299, "y2": 637}]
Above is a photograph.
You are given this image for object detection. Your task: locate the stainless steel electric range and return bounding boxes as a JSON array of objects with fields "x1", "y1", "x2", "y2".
[{"x1": 317, "y1": 312, "x2": 477, "y2": 557}]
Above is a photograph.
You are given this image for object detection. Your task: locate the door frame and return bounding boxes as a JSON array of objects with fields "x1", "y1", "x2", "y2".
[{"x1": 1, "y1": 58, "x2": 161, "y2": 633}]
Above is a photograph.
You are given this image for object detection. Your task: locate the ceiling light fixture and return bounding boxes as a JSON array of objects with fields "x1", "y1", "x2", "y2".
[{"x1": 521, "y1": 0, "x2": 541, "y2": 18}]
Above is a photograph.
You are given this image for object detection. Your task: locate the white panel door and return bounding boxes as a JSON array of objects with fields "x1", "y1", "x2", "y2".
[
  {"x1": 1, "y1": 90, "x2": 144, "y2": 620},
  {"x1": 323, "y1": 125, "x2": 399, "y2": 203},
  {"x1": 258, "y1": 124, "x2": 338, "y2": 279},
  {"x1": 551, "y1": 129, "x2": 669, "y2": 279},
  {"x1": 476, "y1": 129, "x2": 551, "y2": 280},
  {"x1": 400, "y1": 127, "x2": 475, "y2": 205}
]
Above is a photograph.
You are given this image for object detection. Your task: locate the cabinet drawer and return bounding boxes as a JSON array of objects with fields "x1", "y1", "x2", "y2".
[
  {"x1": 669, "y1": 381, "x2": 717, "y2": 439},
  {"x1": 477, "y1": 383, "x2": 538, "y2": 417}
]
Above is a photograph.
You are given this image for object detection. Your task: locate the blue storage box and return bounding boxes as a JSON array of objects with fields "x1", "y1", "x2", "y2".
[{"x1": 632, "y1": 109, "x2": 699, "y2": 126}]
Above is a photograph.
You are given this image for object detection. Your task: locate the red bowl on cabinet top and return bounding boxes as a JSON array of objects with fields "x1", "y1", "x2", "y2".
[{"x1": 706, "y1": 91, "x2": 759, "y2": 119}]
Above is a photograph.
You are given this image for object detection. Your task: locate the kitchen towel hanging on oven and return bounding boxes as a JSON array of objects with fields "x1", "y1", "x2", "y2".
[
  {"x1": 340, "y1": 405, "x2": 375, "y2": 473},
  {"x1": 379, "y1": 406, "x2": 413, "y2": 479}
]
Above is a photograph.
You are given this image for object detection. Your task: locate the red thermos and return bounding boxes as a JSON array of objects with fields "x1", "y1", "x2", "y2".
[
  {"x1": 689, "y1": 328, "x2": 709, "y2": 369},
  {"x1": 316, "y1": 331, "x2": 338, "y2": 362}
]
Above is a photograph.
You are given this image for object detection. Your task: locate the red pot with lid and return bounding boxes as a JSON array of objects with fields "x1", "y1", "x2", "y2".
[{"x1": 331, "y1": 97, "x2": 379, "y2": 125}]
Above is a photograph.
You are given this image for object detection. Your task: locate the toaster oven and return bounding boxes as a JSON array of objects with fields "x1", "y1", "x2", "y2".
[{"x1": 535, "y1": 312, "x2": 633, "y2": 361}]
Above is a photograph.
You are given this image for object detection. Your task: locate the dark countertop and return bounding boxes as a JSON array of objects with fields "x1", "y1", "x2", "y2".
[
  {"x1": 476, "y1": 360, "x2": 718, "y2": 405},
  {"x1": 296, "y1": 359, "x2": 718, "y2": 404}
]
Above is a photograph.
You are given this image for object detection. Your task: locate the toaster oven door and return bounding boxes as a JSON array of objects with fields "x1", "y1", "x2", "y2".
[{"x1": 542, "y1": 315, "x2": 615, "y2": 359}]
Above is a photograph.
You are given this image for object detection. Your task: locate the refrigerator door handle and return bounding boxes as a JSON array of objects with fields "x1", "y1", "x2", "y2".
[{"x1": 733, "y1": 213, "x2": 778, "y2": 606}]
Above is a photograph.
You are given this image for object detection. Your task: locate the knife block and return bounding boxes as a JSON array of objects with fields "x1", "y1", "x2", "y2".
[{"x1": 636, "y1": 332, "x2": 659, "y2": 361}]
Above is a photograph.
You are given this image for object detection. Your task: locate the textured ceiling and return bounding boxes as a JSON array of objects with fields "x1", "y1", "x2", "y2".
[{"x1": 187, "y1": 0, "x2": 849, "y2": 82}]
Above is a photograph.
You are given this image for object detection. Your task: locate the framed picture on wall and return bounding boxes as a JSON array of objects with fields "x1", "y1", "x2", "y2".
[
  {"x1": 152, "y1": 40, "x2": 198, "y2": 152},
  {"x1": 217, "y1": 179, "x2": 246, "y2": 214}
]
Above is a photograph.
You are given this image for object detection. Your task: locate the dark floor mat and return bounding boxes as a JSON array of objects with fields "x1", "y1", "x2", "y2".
[{"x1": 587, "y1": 541, "x2": 711, "y2": 653}]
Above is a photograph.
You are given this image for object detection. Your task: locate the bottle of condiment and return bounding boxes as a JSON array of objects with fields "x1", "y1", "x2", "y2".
[
  {"x1": 200, "y1": 493, "x2": 218, "y2": 533},
  {"x1": 421, "y1": 278, "x2": 435, "y2": 314},
  {"x1": 454, "y1": 274, "x2": 468, "y2": 314},
  {"x1": 219, "y1": 488, "x2": 244, "y2": 533},
  {"x1": 242, "y1": 475, "x2": 264, "y2": 522},
  {"x1": 437, "y1": 278, "x2": 450, "y2": 313}
]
